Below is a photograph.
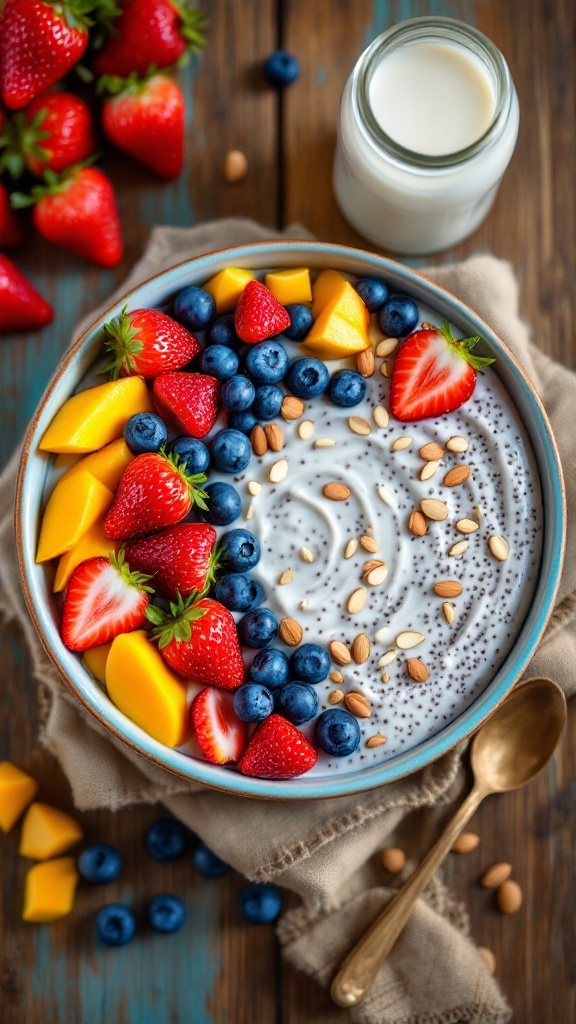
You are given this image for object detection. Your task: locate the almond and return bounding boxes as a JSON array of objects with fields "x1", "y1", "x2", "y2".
[
  {"x1": 409, "y1": 510, "x2": 427, "y2": 536},
  {"x1": 446, "y1": 435, "x2": 469, "y2": 453},
  {"x1": 279, "y1": 569, "x2": 293, "y2": 585},
  {"x1": 421, "y1": 498, "x2": 448, "y2": 521},
  {"x1": 281, "y1": 395, "x2": 304, "y2": 420},
  {"x1": 356, "y1": 348, "x2": 375, "y2": 377},
  {"x1": 373, "y1": 405, "x2": 389, "y2": 428},
  {"x1": 300, "y1": 546, "x2": 314, "y2": 563},
  {"x1": 444, "y1": 465, "x2": 471, "y2": 487},
  {"x1": 363, "y1": 558, "x2": 385, "y2": 575},
  {"x1": 314, "y1": 437, "x2": 336, "y2": 448},
  {"x1": 481, "y1": 862, "x2": 512, "y2": 888},
  {"x1": 269, "y1": 458, "x2": 288, "y2": 483},
  {"x1": 344, "y1": 538, "x2": 358, "y2": 559},
  {"x1": 349, "y1": 416, "x2": 371, "y2": 436},
  {"x1": 396, "y1": 631, "x2": 425, "y2": 650},
  {"x1": 360, "y1": 534, "x2": 380, "y2": 553},
  {"x1": 407, "y1": 658, "x2": 429, "y2": 682},
  {"x1": 381, "y1": 846, "x2": 406, "y2": 873},
  {"x1": 448, "y1": 540, "x2": 468, "y2": 557},
  {"x1": 380, "y1": 360, "x2": 390, "y2": 378},
  {"x1": 344, "y1": 691, "x2": 371, "y2": 718},
  {"x1": 452, "y1": 832, "x2": 480, "y2": 853},
  {"x1": 328, "y1": 688, "x2": 344, "y2": 704},
  {"x1": 442, "y1": 602, "x2": 455, "y2": 625},
  {"x1": 329, "y1": 640, "x2": 351, "y2": 665},
  {"x1": 265, "y1": 422, "x2": 284, "y2": 452},
  {"x1": 329, "y1": 671, "x2": 344, "y2": 684},
  {"x1": 377, "y1": 649, "x2": 397, "y2": 667},
  {"x1": 351, "y1": 633, "x2": 370, "y2": 664},
  {"x1": 250, "y1": 424, "x2": 267, "y2": 456},
  {"x1": 433, "y1": 580, "x2": 463, "y2": 598},
  {"x1": 247, "y1": 480, "x2": 262, "y2": 496},
  {"x1": 279, "y1": 617, "x2": 303, "y2": 646},
  {"x1": 456, "y1": 518, "x2": 479, "y2": 534},
  {"x1": 419, "y1": 442, "x2": 445, "y2": 461},
  {"x1": 366, "y1": 563, "x2": 388, "y2": 586},
  {"x1": 391, "y1": 435, "x2": 412, "y2": 451},
  {"x1": 323, "y1": 482, "x2": 351, "y2": 501},
  {"x1": 297, "y1": 419, "x2": 314, "y2": 440},
  {"x1": 419, "y1": 460, "x2": 439, "y2": 481},
  {"x1": 366, "y1": 734, "x2": 387, "y2": 748},
  {"x1": 223, "y1": 149, "x2": 248, "y2": 183},
  {"x1": 347, "y1": 588, "x2": 367, "y2": 614},
  {"x1": 478, "y1": 947, "x2": 496, "y2": 976},
  {"x1": 376, "y1": 337, "x2": 398, "y2": 357},
  {"x1": 488, "y1": 535, "x2": 510, "y2": 561},
  {"x1": 497, "y1": 879, "x2": 522, "y2": 914}
]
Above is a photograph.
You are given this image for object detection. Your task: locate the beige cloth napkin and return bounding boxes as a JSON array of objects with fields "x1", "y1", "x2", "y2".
[{"x1": 1, "y1": 218, "x2": 575, "y2": 1024}]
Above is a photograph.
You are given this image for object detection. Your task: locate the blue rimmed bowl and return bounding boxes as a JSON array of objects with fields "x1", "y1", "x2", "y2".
[{"x1": 15, "y1": 241, "x2": 566, "y2": 800}]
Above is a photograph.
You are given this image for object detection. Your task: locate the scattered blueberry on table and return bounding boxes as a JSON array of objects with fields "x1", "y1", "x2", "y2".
[
  {"x1": 145, "y1": 819, "x2": 188, "y2": 863},
  {"x1": 96, "y1": 903, "x2": 137, "y2": 946},
  {"x1": 263, "y1": 49, "x2": 300, "y2": 88},
  {"x1": 147, "y1": 894, "x2": 187, "y2": 934},
  {"x1": 239, "y1": 883, "x2": 282, "y2": 924},
  {"x1": 192, "y1": 842, "x2": 231, "y2": 879},
  {"x1": 78, "y1": 843, "x2": 123, "y2": 885}
]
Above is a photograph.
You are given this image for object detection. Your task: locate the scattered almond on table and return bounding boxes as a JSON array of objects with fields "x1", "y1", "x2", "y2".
[
  {"x1": 381, "y1": 847, "x2": 406, "y2": 873},
  {"x1": 451, "y1": 832, "x2": 480, "y2": 853},
  {"x1": 480, "y1": 862, "x2": 512, "y2": 888}
]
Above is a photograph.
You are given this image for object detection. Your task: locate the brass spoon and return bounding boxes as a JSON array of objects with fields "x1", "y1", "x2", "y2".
[{"x1": 331, "y1": 677, "x2": 566, "y2": 1008}]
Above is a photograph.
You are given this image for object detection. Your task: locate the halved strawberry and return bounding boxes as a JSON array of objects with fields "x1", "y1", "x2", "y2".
[
  {"x1": 104, "y1": 451, "x2": 208, "y2": 540},
  {"x1": 147, "y1": 594, "x2": 245, "y2": 690},
  {"x1": 153, "y1": 371, "x2": 220, "y2": 438},
  {"x1": 390, "y1": 321, "x2": 495, "y2": 422},
  {"x1": 126, "y1": 522, "x2": 218, "y2": 598},
  {"x1": 103, "y1": 305, "x2": 200, "y2": 379},
  {"x1": 235, "y1": 280, "x2": 290, "y2": 343},
  {"x1": 61, "y1": 551, "x2": 153, "y2": 652},
  {"x1": 239, "y1": 714, "x2": 318, "y2": 780},
  {"x1": 191, "y1": 687, "x2": 247, "y2": 765}
]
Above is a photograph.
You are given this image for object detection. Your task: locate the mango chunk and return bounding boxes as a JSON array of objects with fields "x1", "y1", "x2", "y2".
[
  {"x1": 66, "y1": 437, "x2": 133, "y2": 491},
  {"x1": 53, "y1": 518, "x2": 121, "y2": 592},
  {"x1": 0, "y1": 762, "x2": 39, "y2": 833},
  {"x1": 83, "y1": 641, "x2": 113, "y2": 684},
  {"x1": 304, "y1": 306, "x2": 371, "y2": 359},
  {"x1": 20, "y1": 802, "x2": 84, "y2": 860},
  {"x1": 265, "y1": 268, "x2": 312, "y2": 306},
  {"x1": 39, "y1": 376, "x2": 152, "y2": 454},
  {"x1": 106, "y1": 630, "x2": 188, "y2": 748},
  {"x1": 36, "y1": 470, "x2": 114, "y2": 564},
  {"x1": 312, "y1": 269, "x2": 349, "y2": 316},
  {"x1": 312, "y1": 269, "x2": 369, "y2": 325},
  {"x1": 23, "y1": 857, "x2": 79, "y2": 922},
  {"x1": 203, "y1": 267, "x2": 254, "y2": 313}
]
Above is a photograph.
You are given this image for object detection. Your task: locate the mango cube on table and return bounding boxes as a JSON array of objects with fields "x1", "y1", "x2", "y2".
[
  {"x1": 36, "y1": 470, "x2": 114, "y2": 564},
  {"x1": 23, "y1": 857, "x2": 79, "y2": 922},
  {"x1": 39, "y1": 376, "x2": 152, "y2": 454},
  {"x1": 265, "y1": 267, "x2": 312, "y2": 305},
  {"x1": 19, "y1": 802, "x2": 83, "y2": 860},
  {"x1": 203, "y1": 267, "x2": 254, "y2": 313},
  {"x1": 83, "y1": 641, "x2": 113, "y2": 684},
  {"x1": 53, "y1": 518, "x2": 121, "y2": 592},
  {"x1": 0, "y1": 762, "x2": 38, "y2": 833}
]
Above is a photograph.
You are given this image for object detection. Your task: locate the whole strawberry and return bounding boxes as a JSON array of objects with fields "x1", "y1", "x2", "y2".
[
  {"x1": 101, "y1": 73, "x2": 185, "y2": 181},
  {"x1": 126, "y1": 522, "x2": 218, "y2": 598},
  {"x1": 239, "y1": 714, "x2": 318, "y2": 779},
  {"x1": 235, "y1": 280, "x2": 290, "y2": 343},
  {"x1": 147, "y1": 594, "x2": 245, "y2": 690},
  {"x1": 0, "y1": 254, "x2": 53, "y2": 333},
  {"x1": 93, "y1": 0, "x2": 206, "y2": 77},
  {"x1": 12, "y1": 165, "x2": 123, "y2": 267},
  {"x1": 61, "y1": 551, "x2": 153, "y2": 652},
  {"x1": 20, "y1": 92, "x2": 96, "y2": 177},
  {"x1": 153, "y1": 372, "x2": 220, "y2": 439},
  {"x1": 0, "y1": 182, "x2": 25, "y2": 247},
  {"x1": 103, "y1": 306, "x2": 200, "y2": 379},
  {"x1": 103, "y1": 450, "x2": 208, "y2": 540}
]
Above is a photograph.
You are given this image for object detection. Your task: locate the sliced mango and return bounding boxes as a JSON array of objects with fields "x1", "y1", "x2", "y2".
[
  {"x1": 65, "y1": 437, "x2": 133, "y2": 491},
  {"x1": 83, "y1": 641, "x2": 113, "y2": 684},
  {"x1": 20, "y1": 802, "x2": 84, "y2": 860},
  {"x1": 304, "y1": 306, "x2": 371, "y2": 359},
  {"x1": 203, "y1": 267, "x2": 254, "y2": 313},
  {"x1": 265, "y1": 267, "x2": 312, "y2": 306},
  {"x1": 23, "y1": 857, "x2": 79, "y2": 922},
  {"x1": 36, "y1": 470, "x2": 114, "y2": 564},
  {"x1": 106, "y1": 630, "x2": 188, "y2": 748},
  {"x1": 39, "y1": 376, "x2": 152, "y2": 454},
  {"x1": 53, "y1": 518, "x2": 121, "y2": 592},
  {"x1": 0, "y1": 762, "x2": 39, "y2": 833}
]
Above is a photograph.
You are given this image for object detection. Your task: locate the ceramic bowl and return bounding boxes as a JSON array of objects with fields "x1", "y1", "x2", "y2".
[{"x1": 16, "y1": 242, "x2": 566, "y2": 799}]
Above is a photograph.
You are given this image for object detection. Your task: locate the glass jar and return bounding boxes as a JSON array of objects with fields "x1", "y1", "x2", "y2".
[{"x1": 333, "y1": 17, "x2": 519, "y2": 255}]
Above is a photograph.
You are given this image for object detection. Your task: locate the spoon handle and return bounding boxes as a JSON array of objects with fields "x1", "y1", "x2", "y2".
[{"x1": 330, "y1": 784, "x2": 486, "y2": 1008}]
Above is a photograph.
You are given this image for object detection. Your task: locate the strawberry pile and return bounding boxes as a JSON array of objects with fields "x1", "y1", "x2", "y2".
[{"x1": 0, "y1": 0, "x2": 206, "y2": 332}]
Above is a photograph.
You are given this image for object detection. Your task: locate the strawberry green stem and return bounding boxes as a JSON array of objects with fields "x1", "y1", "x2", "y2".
[
  {"x1": 422, "y1": 321, "x2": 496, "y2": 373},
  {"x1": 146, "y1": 591, "x2": 207, "y2": 648}
]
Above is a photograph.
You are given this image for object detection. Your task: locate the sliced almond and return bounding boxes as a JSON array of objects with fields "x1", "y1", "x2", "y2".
[
  {"x1": 356, "y1": 348, "x2": 375, "y2": 377},
  {"x1": 351, "y1": 633, "x2": 370, "y2": 664},
  {"x1": 419, "y1": 461, "x2": 439, "y2": 481},
  {"x1": 300, "y1": 546, "x2": 314, "y2": 563},
  {"x1": 478, "y1": 947, "x2": 496, "y2": 976},
  {"x1": 344, "y1": 538, "x2": 358, "y2": 559},
  {"x1": 279, "y1": 568, "x2": 293, "y2": 585},
  {"x1": 247, "y1": 480, "x2": 262, "y2": 496},
  {"x1": 373, "y1": 405, "x2": 389, "y2": 429},
  {"x1": 452, "y1": 832, "x2": 480, "y2": 853},
  {"x1": 442, "y1": 602, "x2": 455, "y2": 625},
  {"x1": 323, "y1": 482, "x2": 351, "y2": 501},
  {"x1": 448, "y1": 540, "x2": 469, "y2": 557},
  {"x1": 281, "y1": 395, "x2": 304, "y2": 420},
  {"x1": 265, "y1": 422, "x2": 284, "y2": 452},
  {"x1": 419, "y1": 442, "x2": 445, "y2": 461},
  {"x1": 446, "y1": 435, "x2": 469, "y2": 453},
  {"x1": 378, "y1": 649, "x2": 397, "y2": 667},
  {"x1": 297, "y1": 419, "x2": 314, "y2": 440},
  {"x1": 396, "y1": 631, "x2": 424, "y2": 650},
  {"x1": 362, "y1": 559, "x2": 384, "y2": 577},
  {"x1": 279, "y1": 617, "x2": 303, "y2": 646},
  {"x1": 314, "y1": 437, "x2": 336, "y2": 448},
  {"x1": 344, "y1": 691, "x2": 371, "y2": 718},
  {"x1": 421, "y1": 498, "x2": 448, "y2": 521},
  {"x1": 474, "y1": 505, "x2": 484, "y2": 520},
  {"x1": 408, "y1": 510, "x2": 427, "y2": 536},
  {"x1": 360, "y1": 534, "x2": 379, "y2": 553},
  {"x1": 250, "y1": 424, "x2": 267, "y2": 456},
  {"x1": 366, "y1": 563, "x2": 389, "y2": 586},
  {"x1": 433, "y1": 580, "x2": 463, "y2": 598},
  {"x1": 481, "y1": 862, "x2": 512, "y2": 888},
  {"x1": 379, "y1": 360, "x2": 390, "y2": 378},
  {"x1": 376, "y1": 337, "x2": 398, "y2": 358},
  {"x1": 391, "y1": 435, "x2": 412, "y2": 451},
  {"x1": 245, "y1": 500, "x2": 256, "y2": 521},
  {"x1": 377, "y1": 484, "x2": 395, "y2": 507},
  {"x1": 329, "y1": 640, "x2": 351, "y2": 665},
  {"x1": 488, "y1": 535, "x2": 510, "y2": 561},
  {"x1": 328, "y1": 688, "x2": 344, "y2": 704},
  {"x1": 407, "y1": 658, "x2": 429, "y2": 682},
  {"x1": 349, "y1": 416, "x2": 371, "y2": 436},
  {"x1": 366, "y1": 734, "x2": 387, "y2": 749},
  {"x1": 456, "y1": 518, "x2": 479, "y2": 534},
  {"x1": 444, "y1": 465, "x2": 471, "y2": 487},
  {"x1": 347, "y1": 587, "x2": 367, "y2": 614},
  {"x1": 269, "y1": 458, "x2": 288, "y2": 483},
  {"x1": 329, "y1": 671, "x2": 344, "y2": 684}
]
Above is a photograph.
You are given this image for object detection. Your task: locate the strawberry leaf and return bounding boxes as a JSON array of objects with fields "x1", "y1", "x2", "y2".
[
  {"x1": 146, "y1": 590, "x2": 208, "y2": 647},
  {"x1": 423, "y1": 321, "x2": 496, "y2": 375},
  {"x1": 110, "y1": 548, "x2": 154, "y2": 593},
  {"x1": 103, "y1": 305, "x2": 144, "y2": 379}
]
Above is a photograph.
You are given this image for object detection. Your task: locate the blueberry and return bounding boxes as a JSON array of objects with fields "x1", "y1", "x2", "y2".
[
  {"x1": 228, "y1": 410, "x2": 258, "y2": 435},
  {"x1": 200, "y1": 482, "x2": 242, "y2": 526},
  {"x1": 192, "y1": 841, "x2": 230, "y2": 878},
  {"x1": 198, "y1": 344, "x2": 239, "y2": 381},
  {"x1": 315, "y1": 708, "x2": 361, "y2": 756},
  {"x1": 210, "y1": 428, "x2": 251, "y2": 474},
  {"x1": 95, "y1": 903, "x2": 137, "y2": 946},
  {"x1": 146, "y1": 894, "x2": 186, "y2": 934},
  {"x1": 169, "y1": 436, "x2": 210, "y2": 475},
  {"x1": 233, "y1": 682, "x2": 274, "y2": 722},
  {"x1": 379, "y1": 294, "x2": 419, "y2": 337},
  {"x1": 355, "y1": 277, "x2": 388, "y2": 312},
  {"x1": 237, "y1": 608, "x2": 278, "y2": 648},
  {"x1": 213, "y1": 572, "x2": 264, "y2": 612},
  {"x1": 275, "y1": 681, "x2": 318, "y2": 725},
  {"x1": 78, "y1": 843, "x2": 122, "y2": 885},
  {"x1": 284, "y1": 303, "x2": 313, "y2": 340},
  {"x1": 220, "y1": 528, "x2": 260, "y2": 571},
  {"x1": 124, "y1": 412, "x2": 167, "y2": 454},
  {"x1": 252, "y1": 383, "x2": 283, "y2": 420},
  {"x1": 327, "y1": 369, "x2": 367, "y2": 408},
  {"x1": 239, "y1": 882, "x2": 282, "y2": 924},
  {"x1": 263, "y1": 49, "x2": 300, "y2": 89},
  {"x1": 285, "y1": 357, "x2": 329, "y2": 398},
  {"x1": 245, "y1": 339, "x2": 289, "y2": 384},
  {"x1": 174, "y1": 285, "x2": 216, "y2": 331},
  {"x1": 208, "y1": 313, "x2": 241, "y2": 349},
  {"x1": 289, "y1": 643, "x2": 330, "y2": 684},
  {"x1": 221, "y1": 374, "x2": 256, "y2": 412},
  {"x1": 145, "y1": 818, "x2": 187, "y2": 862},
  {"x1": 249, "y1": 648, "x2": 289, "y2": 688}
]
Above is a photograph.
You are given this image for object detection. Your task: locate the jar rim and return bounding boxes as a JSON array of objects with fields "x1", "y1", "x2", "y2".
[{"x1": 353, "y1": 16, "x2": 514, "y2": 169}]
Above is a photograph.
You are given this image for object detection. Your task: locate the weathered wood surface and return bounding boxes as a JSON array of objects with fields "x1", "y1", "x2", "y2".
[{"x1": 1, "y1": 1, "x2": 574, "y2": 1021}]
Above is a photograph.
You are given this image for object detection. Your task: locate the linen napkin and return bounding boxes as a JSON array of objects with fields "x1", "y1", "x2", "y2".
[{"x1": 1, "y1": 218, "x2": 575, "y2": 1024}]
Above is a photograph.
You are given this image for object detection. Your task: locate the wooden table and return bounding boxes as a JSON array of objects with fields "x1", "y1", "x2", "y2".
[{"x1": 1, "y1": 1, "x2": 575, "y2": 1020}]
